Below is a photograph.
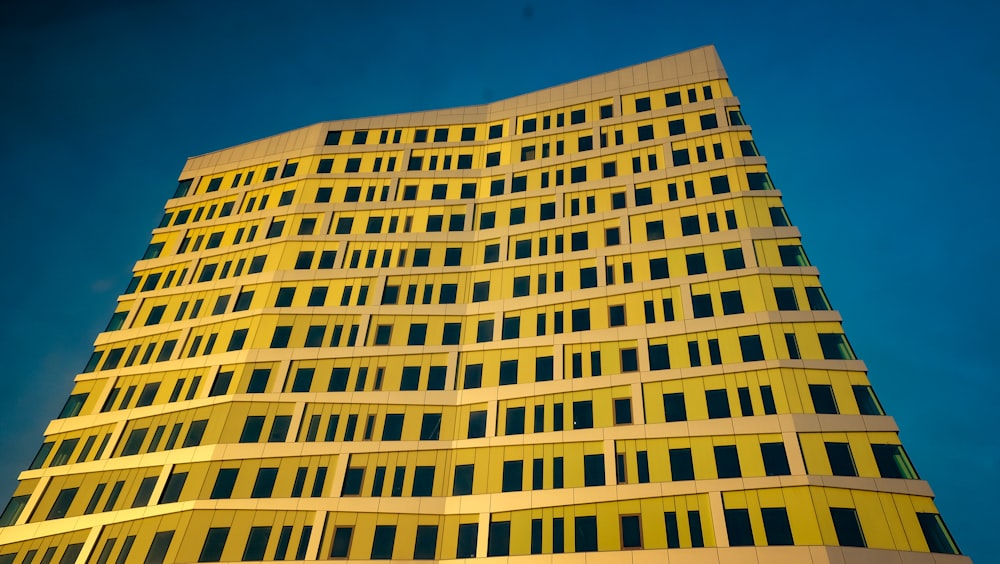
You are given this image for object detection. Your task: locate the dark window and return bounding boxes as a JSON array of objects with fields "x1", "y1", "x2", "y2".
[
  {"x1": 672, "y1": 148, "x2": 690, "y2": 166},
  {"x1": 468, "y1": 410, "x2": 487, "y2": 438},
  {"x1": 872, "y1": 444, "x2": 918, "y2": 479},
  {"x1": 569, "y1": 401, "x2": 593, "y2": 431},
  {"x1": 614, "y1": 398, "x2": 632, "y2": 424},
  {"x1": 723, "y1": 247, "x2": 746, "y2": 270},
  {"x1": 740, "y1": 335, "x2": 765, "y2": 362},
  {"x1": 774, "y1": 287, "x2": 798, "y2": 310},
  {"x1": 770, "y1": 206, "x2": 791, "y2": 226},
  {"x1": 806, "y1": 287, "x2": 832, "y2": 310},
  {"x1": 691, "y1": 294, "x2": 713, "y2": 318},
  {"x1": 570, "y1": 166, "x2": 587, "y2": 183},
  {"x1": 778, "y1": 245, "x2": 810, "y2": 266},
  {"x1": 670, "y1": 448, "x2": 695, "y2": 481},
  {"x1": 853, "y1": 385, "x2": 885, "y2": 416},
  {"x1": 574, "y1": 516, "x2": 598, "y2": 552},
  {"x1": 725, "y1": 509, "x2": 754, "y2": 546},
  {"x1": 579, "y1": 266, "x2": 597, "y2": 288},
  {"x1": 665, "y1": 91, "x2": 682, "y2": 106},
  {"x1": 502, "y1": 460, "x2": 522, "y2": 492},
  {"x1": 210, "y1": 468, "x2": 239, "y2": 499},
  {"x1": 706, "y1": 389, "x2": 731, "y2": 419},
  {"x1": 456, "y1": 523, "x2": 478, "y2": 558},
  {"x1": 809, "y1": 384, "x2": 839, "y2": 414},
  {"x1": 413, "y1": 525, "x2": 438, "y2": 560},
  {"x1": 686, "y1": 253, "x2": 707, "y2": 275},
  {"x1": 830, "y1": 508, "x2": 866, "y2": 547},
  {"x1": 826, "y1": 442, "x2": 858, "y2": 476},
  {"x1": 370, "y1": 526, "x2": 396, "y2": 559},
  {"x1": 570, "y1": 109, "x2": 585, "y2": 124},
  {"x1": 819, "y1": 333, "x2": 856, "y2": 360},
  {"x1": 917, "y1": 513, "x2": 960, "y2": 554},
  {"x1": 714, "y1": 445, "x2": 742, "y2": 478},
  {"x1": 646, "y1": 220, "x2": 665, "y2": 240},
  {"x1": 668, "y1": 119, "x2": 686, "y2": 135},
  {"x1": 635, "y1": 186, "x2": 652, "y2": 205},
  {"x1": 720, "y1": 291, "x2": 744, "y2": 315},
  {"x1": 663, "y1": 393, "x2": 687, "y2": 422},
  {"x1": 649, "y1": 257, "x2": 669, "y2": 279},
  {"x1": 341, "y1": 468, "x2": 364, "y2": 495},
  {"x1": 453, "y1": 464, "x2": 474, "y2": 495},
  {"x1": 571, "y1": 308, "x2": 590, "y2": 331},
  {"x1": 648, "y1": 343, "x2": 670, "y2": 370},
  {"x1": 760, "y1": 507, "x2": 794, "y2": 546},
  {"x1": 762, "y1": 443, "x2": 791, "y2": 476}
]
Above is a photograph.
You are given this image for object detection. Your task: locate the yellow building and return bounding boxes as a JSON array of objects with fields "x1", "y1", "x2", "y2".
[{"x1": 0, "y1": 46, "x2": 968, "y2": 563}]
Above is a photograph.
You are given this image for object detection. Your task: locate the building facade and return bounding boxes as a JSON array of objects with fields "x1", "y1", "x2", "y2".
[{"x1": 0, "y1": 46, "x2": 968, "y2": 563}]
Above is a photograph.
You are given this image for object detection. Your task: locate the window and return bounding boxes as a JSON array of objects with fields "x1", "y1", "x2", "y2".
[
  {"x1": 614, "y1": 398, "x2": 632, "y2": 424},
  {"x1": 648, "y1": 343, "x2": 670, "y2": 370},
  {"x1": 672, "y1": 148, "x2": 690, "y2": 166},
  {"x1": 412, "y1": 525, "x2": 438, "y2": 560},
  {"x1": 722, "y1": 247, "x2": 745, "y2": 270},
  {"x1": 501, "y1": 460, "x2": 523, "y2": 493},
  {"x1": 826, "y1": 442, "x2": 858, "y2": 476},
  {"x1": 571, "y1": 308, "x2": 590, "y2": 331},
  {"x1": 774, "y1": 287, "x2": 798, "y2": 310},
  {"x1": 778, "y1": 245, "x2": 810, "y2": 266},
  {"x1": 830, "y1": 507, "x2": 866, "y2": 547},
  {"x1": 499, "y1": 359, "x2": 518, "y2": 384},
  {"x1": 853, "y1": 385, "x2": 885, "y2": 415},
  {"x1": 917, "y1": 513, "x2": 961, "y2": 554},
  {"x1": 758, "y1": 507, "x2": 795, "y2": 546},
  {"x1": 370, "y1": 526, "x2": 396, "y2": 559},
  {"x1": 570, "y1": 108, "x2": 585, "y2": 124},
  {"x1": 46, "y1": 487, "x2": 78, "y2": 520},
  {"x1": 607, "y1": 304, "x2": 627, "y2": 327},
  {"x1": 809, "y1": 384, "x2": 839, "y2": 414},
  {"x1": 819, "y1": 333, "x2": 856, "y2": 360},
  {"x1": 573, "y1": 400, "x2": 593, "y2": 429},
  {"x1": 872, "y1": 444, "x2": 918, "y2": 479},
  {"x1": 646, "y1": 220, "x2": 665, "y2": 241},
  {"x1": 583, "y1": 454, "x2": 605, "y2": 486},
  {"x1": 456, "y1": 523, "x2": 478, "y2": 558},
  {"x1": 718, "y1": 290, "x2": 744, "y2": 315},
  {"x1": 714, "y1": 445, "x2": 741, "y2": 478},
  {"x1": 691, "y1": 294, "x2": 713, "y2": 318},
  {"x1": 663, "y1": 393, "x2": 687, "y2": 422},
  {"x1": 761, "y1": 385, "x2": 777, "y2": 414},
  {"x1": 686, "y1": 253, "x2": 707, "y2": 275},
  {"x1": 806, "y1": 287, "x2": 832, "y2": 310},
  {"x1": 251, "y1": 467, "x2": 278, "y2": 498},
  {"x1": 468, "y1": 410, "x2": 487, "y2": 437},
  {"x1": 770, "y1": 206, "x2": 791, "y2": 226},
  {"x1": 160, "y1": 471, "x2": 187, "y2": 504},
  {"x1": 740, "y1": 334, "x2": 765, "y2": 362},
  {"x1": 725, "y1": 509, "x2": 754, "y2": 546},
  {"x1": 758, "y1": 442, "x2": 791, "y2": 476},
  {"x1": 706, "y1": 389, "x2": 731, "y2": 418},
  {"x1": 649, "y1": 257, "x2": 669, "y2": 279},
  {"x1": 210, "y1": 468, "x2": 239, "y2": 499}
]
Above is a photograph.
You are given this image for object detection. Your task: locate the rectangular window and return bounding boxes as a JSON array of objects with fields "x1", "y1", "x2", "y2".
[
  {"x1": 809, "y1": 384, "x2": 839, "y2": 414},
  {"x1": 725, "y1": 509, "x2": 755, "y2": 546},
  {"x1": 670, "y1": 448, "x2": 695, "y2": 482},
  {"x1": 830, "y1": 507, "x2": 866, "y2": 547},
  {"x1": 575, "y1": 516, "x2": 598, "y2": 552}
]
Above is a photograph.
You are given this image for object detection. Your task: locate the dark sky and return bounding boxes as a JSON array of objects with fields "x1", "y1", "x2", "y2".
[{"x1": 1, "y1": 0, "x2": 996, "y2": 558}]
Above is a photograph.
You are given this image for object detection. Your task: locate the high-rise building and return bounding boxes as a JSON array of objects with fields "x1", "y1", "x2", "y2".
[{"x1": 0, "y1": 46, "x2": 967, "y2": 563}]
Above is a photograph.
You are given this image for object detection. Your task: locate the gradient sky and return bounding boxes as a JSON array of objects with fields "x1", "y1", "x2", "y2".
[{"x1": 1, "y1": 0, "x2": 996, "y2": 558}]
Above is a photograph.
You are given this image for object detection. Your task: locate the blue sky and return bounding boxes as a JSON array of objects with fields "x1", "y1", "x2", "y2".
[{"x1": 1, "y1": 0, "x2": 996, "y2": 558}]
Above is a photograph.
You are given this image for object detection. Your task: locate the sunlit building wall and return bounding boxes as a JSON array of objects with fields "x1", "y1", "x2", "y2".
[{"x1": 0, "y1": 46, "x2": 968, "y2": 563}]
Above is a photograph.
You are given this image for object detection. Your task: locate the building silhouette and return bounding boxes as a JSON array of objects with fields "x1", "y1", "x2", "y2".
[{"x1": 0, "y1": 46, "x2": 968, "y2": 563}]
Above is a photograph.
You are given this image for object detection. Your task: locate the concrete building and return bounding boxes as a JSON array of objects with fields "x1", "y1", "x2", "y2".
[{"x1": 0, "y1": 46, "x2": 968, "y2": 563}]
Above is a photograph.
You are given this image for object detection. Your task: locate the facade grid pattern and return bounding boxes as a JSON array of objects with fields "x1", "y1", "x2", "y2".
[{"x1": 0, "y1": 46, "x2": 967, "y2": 563}]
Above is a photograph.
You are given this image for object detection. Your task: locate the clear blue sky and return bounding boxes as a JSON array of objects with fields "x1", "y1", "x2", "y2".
[{"x1": 1, "y1": 0, "x2": 996, "y2": 558}]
